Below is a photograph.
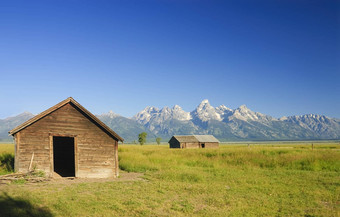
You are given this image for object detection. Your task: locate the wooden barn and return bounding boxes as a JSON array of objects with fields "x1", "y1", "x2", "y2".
[
  {"x1": 168, "y1": 135, "x2": 219, "y2": 149},
  {"x1": 9, "y1": 97, "x2": 124, "y2": 178}
]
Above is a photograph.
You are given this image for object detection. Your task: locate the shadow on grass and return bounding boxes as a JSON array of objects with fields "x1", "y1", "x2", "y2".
[{"x1": 0, "y1": 193, "x2": 53, "y2": 217}]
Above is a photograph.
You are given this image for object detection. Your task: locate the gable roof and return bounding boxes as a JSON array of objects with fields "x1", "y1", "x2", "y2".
[
  {"x1": 193, "y1": 135, "x2": 220, "y2": 143},
  {"x1": 171, "y1": 135, "x2": 199, "y2": 143},
  {"x1": 170, "y1": 135, "x2": 219, "y2": 143},
  {"x1": 9, "y1": 97, "x2": 124, "y2": 142}
]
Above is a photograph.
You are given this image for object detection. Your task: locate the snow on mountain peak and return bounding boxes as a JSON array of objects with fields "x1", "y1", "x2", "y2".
[
  {"x1": 192, "y1": 100, "x2": 223, "y2": 122},
  {"x1": 160, "y1": 106, "x2": 171, "y2": 114},
  {"x1": 230, "y1": 105, "x2": 273, "y2": 122},
  {"x1": 171, "y1": 106, "x2": 191, "y2": 121},
  {"x1": 132, "y1": 106, "x2": 159, "y2": 124},
  {"x1": 231, "y1": 105, "x2": 257, "y2": 121},
  {"x1": 200, "y1": 99, "x2": 209, "y2": 104},
  {"x1": 99, "y1": 110, "x2": 120, "y2": 118},
  {"x1": 107, "y1": 110, "x2": 119, "y2": 118},
  {"x1": 238, "y1": 105, "x2": 249, "y2": 111},
  {"x1": 218, "y1": 105, "x2": 227, "y2": 110},
  {"x1": 133, "y1": 100, "x2": 276, "y2": 124},
  {"x1": 215, "y1": 104, "x2": 233, "y2": 119},
  {"x1": 144, "y1": 106, "x2": 159, "y2": 113},
  {"x1": 133, "y1": 104, "x2": 191, "y2": 124},
  {"x1": 216, "y1": 104, "x2": 232, "y2": 112},
  {"x1": 279, "y1": 116, "x2": 288, "y2": 121},
  {"x1": 197, "y1": 99, "x2": 212, "y2": 111},
  {"x1": 173, "y1": 105, "x2": 182, "y2": 110}
]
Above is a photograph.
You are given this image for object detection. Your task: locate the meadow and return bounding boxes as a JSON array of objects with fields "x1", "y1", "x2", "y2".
[{"x1": 0, "y1": 142, "x2": 339, "y2": 216}]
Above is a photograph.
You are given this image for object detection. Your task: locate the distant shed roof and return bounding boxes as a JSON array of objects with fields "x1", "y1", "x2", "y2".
[
  {"x1": 193, "y1": 135, "x2": 220, "y2": 143},
  {"x1": 171, "y1": 135, "x2": 219, "y2": 143},
  {"x1": 172, "y1": 135, "x2": 199, "y2": 143}
]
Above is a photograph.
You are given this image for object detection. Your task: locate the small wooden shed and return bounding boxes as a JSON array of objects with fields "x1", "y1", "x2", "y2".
[
  {"x1": 9, "y1": 97, "x2": 124, "y2": 178},
  {"x1": 169, "y1": 135, "x2": 219, "y2": 149}
]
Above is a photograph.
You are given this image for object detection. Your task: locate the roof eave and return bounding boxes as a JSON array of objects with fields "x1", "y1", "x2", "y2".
[
  {"x1": 8, "y1": 97, "x2": 124, "y2": 142},
  {"x1": 9, "y1": 97, "x2": 73, "y2": 135}
]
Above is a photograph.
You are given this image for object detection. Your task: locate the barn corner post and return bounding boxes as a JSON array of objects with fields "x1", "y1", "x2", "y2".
[
  {"x1": 49, "y1": 134, "x2": 53, "y2": 178},
  {"x1": 74, "y1": 136, "x2": 78, "y2": 178},
  {"x1": 14, "y1": 132, "x2": 20, "y2": 172},
  {"x1": 114, "y1": 140, "x2": 119, "y2": 177}
]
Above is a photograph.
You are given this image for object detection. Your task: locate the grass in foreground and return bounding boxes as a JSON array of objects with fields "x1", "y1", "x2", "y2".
[
  {"x1": 0, "y1": 143, "x2": 339, "y2": 216},
  {"x1": 0, "y1": 144, "x2": 14, "y2": 175}
]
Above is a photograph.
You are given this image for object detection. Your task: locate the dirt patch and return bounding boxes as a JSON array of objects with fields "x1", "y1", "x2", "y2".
[
  {"x1": 48, "y1": 171, "x2": 145, "y2": 185},
  {"x1": 0, "y1": 170, "x2": 145, "y2": 186},
  {"x1": 0, "y1": 171, "x2": 47, "y2": 185}
]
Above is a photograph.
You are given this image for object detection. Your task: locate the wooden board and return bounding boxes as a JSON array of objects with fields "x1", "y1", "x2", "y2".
[{"x1": 16, "y1": 103, "x2": 118, "y2": 178}]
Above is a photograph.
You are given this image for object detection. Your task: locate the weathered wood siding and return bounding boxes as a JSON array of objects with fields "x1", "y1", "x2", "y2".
[
  {"x1": 16, "y1": 103, "x2": 118, "y2": 178},
  {"x1": 171, "y1": 142, "x2": 219, "y2": 149},
  {"x1": 169, "y1": 135, "x2": 219, "y2": 149},
  {"x1": 184, "y1": 142, "x2": 200, "y2": 149},
  {"x1": 204, "y1": 142, "x2": 219, "y2": 148}
]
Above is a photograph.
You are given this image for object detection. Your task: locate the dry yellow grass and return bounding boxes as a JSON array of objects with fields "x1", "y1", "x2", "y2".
[{"x1": 0, "y1": 144, "x2": 14, "y2": 154}]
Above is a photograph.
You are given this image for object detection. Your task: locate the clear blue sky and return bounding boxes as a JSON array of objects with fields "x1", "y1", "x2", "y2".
[{"x1": 0, "y1": 0, "x2": 339, "y2": 118}]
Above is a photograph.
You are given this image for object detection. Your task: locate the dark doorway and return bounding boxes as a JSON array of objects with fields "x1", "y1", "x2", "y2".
[
  {"x1": 53, "y1": 136, "x2": 75, "y2": 177},
  {"x1": 201, "y1": 143, "x2": 205, "y2": 148}
]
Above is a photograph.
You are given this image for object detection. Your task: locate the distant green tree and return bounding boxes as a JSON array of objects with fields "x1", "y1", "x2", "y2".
[
  {"x1": 156, "y1": 137, "x2": 162, "y2": 145},
  {"x1": 138, "y1": 132, "x2": 147, "y2": 145},
  {"x1": 133, "y1": 140, "x2": 137, "y2": 144}
]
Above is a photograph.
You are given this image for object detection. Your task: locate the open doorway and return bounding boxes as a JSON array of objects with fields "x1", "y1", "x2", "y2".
[
  {"x1": 53, "y1": 136, "x2": 75, "y2": 177},
  {"x1": 201, "y1": 143, "x2": 205, "y2": 148}
]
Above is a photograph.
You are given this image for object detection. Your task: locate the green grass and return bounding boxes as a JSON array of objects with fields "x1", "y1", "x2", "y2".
[
  {"x1": 0, "y1": 142, "x2": 339, "y2": 216},
  {"x1": 0, "y1": 144, "x2": 14, "y2": 175}
]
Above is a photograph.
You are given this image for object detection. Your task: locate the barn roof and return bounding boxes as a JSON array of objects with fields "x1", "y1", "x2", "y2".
[
  {"x1": 9, "y1": 97, "x2": 124, "y2": 142},
  {"x1": 193, "y1": 135, "x2": 220, "y2": 143},
  {"x1": 171, "y1": 135, "x2": 219, "y2": 143},
  {"x1": 172, "y1": 135, "x2": 199, "y2": 143}
]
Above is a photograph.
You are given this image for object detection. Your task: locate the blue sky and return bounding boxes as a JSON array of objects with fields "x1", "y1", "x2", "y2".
[{"x1": 0, "y1": 0, "x2": 339, "y2": 118}]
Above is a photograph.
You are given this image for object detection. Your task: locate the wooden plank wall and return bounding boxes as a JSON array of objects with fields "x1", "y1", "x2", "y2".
[
  {"x1": 178, "y1": 142, "x2": 219, "y2": 149},
  {"x1": 16, "y1": 103, "x2": 118, "y2": 178},
  {"x1": 184, "y1": 142, "x2": 200, "y2": 149},
  {"x1": 205, "y1": 142, "x2": 219, "y2": 148}
]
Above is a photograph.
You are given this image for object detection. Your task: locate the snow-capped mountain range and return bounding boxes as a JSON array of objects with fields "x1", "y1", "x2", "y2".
[
  {"x1": 133, "y1": 100, "x2": 277, "y2": 125},
  {"x1": 1, "y1": 100, "x2": 340, "y2": 142},
  {"x1": 130, "y1": 99, "x2": 340, "y2": 141}
]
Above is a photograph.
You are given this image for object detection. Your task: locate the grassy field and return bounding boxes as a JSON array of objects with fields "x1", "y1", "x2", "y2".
[
  {"x1": 0, "y1": 142, "x2": 339, "y2": 216},
  {"x1": 0, "y1": 144, "x2": 14, "y2": 175}
]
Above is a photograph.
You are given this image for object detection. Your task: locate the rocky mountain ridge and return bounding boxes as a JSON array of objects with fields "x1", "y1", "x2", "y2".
[
  {"x1": 0, "y1": 112, "x2": 35, "y2": 142},
  {"x1": 1, "y1": 100, "x2": 339, "y2": 142},
  {"x1": 131, "y1": 99, "x2": 340, "y2": 141}
]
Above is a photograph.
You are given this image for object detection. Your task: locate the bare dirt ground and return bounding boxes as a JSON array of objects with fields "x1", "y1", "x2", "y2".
[
  {"x1": 0, "y1": 170, "x2": 145, "y2": 187},
  {"x1": 49, "y1": 171, "x2": 145, "y2": 185}
]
